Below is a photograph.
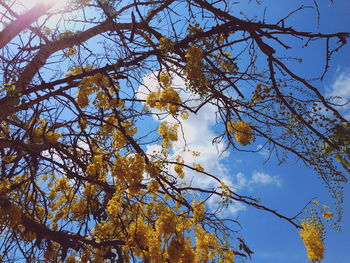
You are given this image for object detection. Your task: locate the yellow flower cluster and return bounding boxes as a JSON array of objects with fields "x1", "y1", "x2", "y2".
[
  {"x1": 194, "y1": 225, "x2": 220, "y2": 262},
  {"x1": 322, "y1": 211, "x2": 333, "y2": 218},
  {"x1": 159, "y1": 36, "x2": 175, "y2": 53},
  {"x1": 93, "y1": 220, "x2": 119, "y2": 241},
  {"x1": 86, "y1": 154, "x2": 105, "y2": 176},
  {"x1": 70, "y1": 198, "x2": 88, "y2": 221},
  {"x1": 111, "y1": 120, "x2": 137, "y2": 149},
  {"x1": 66, "y1": 65, "x2": 119, "y2": 109},
  {"x1": 123, "y1": 201, "x2": 202, "y2": 262},
  {"x1": 188, "y1": 24, "x2": 204, "y2": 37},
  {"x1": 174, "y1": 156, "x2": 185, "y2": 179},
  {"x1": 156, "y1": 206, "x2": 178, "y2": 237},
  {"x1": 0, "y1": 121, "x2": 9, "y2": 138},
  {"x1": 79, "y1": 73, "x2": 110, "y2": 108},
  {"x1": 159, "y1": 72, "x2": 171, "y2": 87},
  {"x1": 216, "y1": 52, "x2": 237, "y2": 74},
  {"x1": 3, "y1": 203, "x2": 22, "y2": 226},
  {"x1": 227, "y1": 120, "x2": 253, "y2": 145},
  {"x1": 0, "y1": 179, "x2": 10, "y2": 196},
  {"x1": 65, "y1": 255, "x2": 77, "y2": 263},
  {"x1": 146, "y1": 87, "x2": 182, "y2": 115},
  {"x1": 0, "y1": 201, "x2": 41, "y2": 245},
  {"x1": 145, "y1": 162, "x2": 161, "y2": 178},
  {"x1": 101, "y1": 114, "x2": 117, "y2": 135},
  {"x1": 43, "y1": 242, "x2": 60, "y2": 261},
  {"x1": 107, "y1": 189, "x2": 123, "y2": 216},
  {"x1": 184, "y1": 45, "x2": 209, "y2": 95},
  {"x1": 299, "y1": 220, "x2": 325, "y2": 262},
  {"x1": 192, "y1": 200, "x2": 205, "y2": 223},
  {"x1": 166, "y1": 236, "x2": 195, "y2": 263},
  {"x1": 31, "y1": 127, "x2": 61, "y2": 144},
  {"x1": 251, "y1": 83, "x2": 271, "y2": 104},
  {"x1": 193, "y1": 163, "x2": 204, "y2": 172},
  {"x1": 219, "y1": 181, "x2": 231, "y2": 205},
  {"x1": 311, "y1": 200, "x2": 335, "y2": 223},
  {"x1": 125, "y1": 215, "x2": 165, "y2": 261},
  {"x1": 126, "y1": 218, "x2": 151, "y2": 256},
  {"x1": 147, "y1": 179, "x2": 160, "y2": 196},
  {"x1": 113, "y1": 154, "x2": 145, "y2": 195},
  {"x1": 2, "y1": 155, "x2": 16, "y2": 164},
  {"x1": 47, "y1": 176, "x2": 79, "y2": 229},
  {"x1": 82, "y1": 182, "x2": 96, "y2": 199},
  {"x1": 58, "y1": 30, "x2": 74, "y2": 39},
  {"x1": 66, "y1": 47, "x2": 76, "y2": 56},
  {"x1": 42, "y1": 26, "x2": 52, "y2": 36},
  {"x1": 158, "y1": 122, "x2": 179, "y2": 149},
  {"x1": 219, "y1": 249, "x2": 235, "y2": 263}
]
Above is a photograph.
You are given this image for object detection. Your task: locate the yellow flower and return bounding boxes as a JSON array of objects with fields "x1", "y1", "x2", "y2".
[
  {"x1": 45, "y1": 131, "x2": 62, "y2": 144},
  {"x1": 158, "y1": 122, "x2": 179, "y2": 149},
  {"x1": 2, "y1": 155, "x2": 16, "y2": 164},
  {"x1": 159, "y1": 36, "x2": 174, "y2": 53},
  {"x1": 227, "y1": 121, "x2": 253, "y2": 145},
  {"x1": 180, "y1": 110, "x2": 189, "y2": 120},
  {"x1": 192, "y1": 200, "x2": 205, "y2": 223},
  {"x1": 156, "y1": 207, "x2": 177, "y2": 236},
  {"x1": 159, "y1": 72, "x2": 171, "y2": 87},
  {"x1": 322, "y1": 212, "x2": 333, "y2": 218},
  {"x1": 174, "y1": 156, "x2": 185, "y2": 179},
  {"x1": 299, "y1": 220, "x2": 324, "y2": 262},
  {"x1": 113, "y1": 154, "x2": 145, "y2": 195},
  {"x1": 66, "y1": 47, "x2": 76, "y2": 56},
  {"x1": 146, "y1": 87, "x2": 182, "y2": 115},
  {"x1": 193, "y1": 163, "x2": 204, "y2": 172}
]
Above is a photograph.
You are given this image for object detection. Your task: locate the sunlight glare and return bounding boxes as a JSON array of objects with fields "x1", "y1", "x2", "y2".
[{"x1": 14, "y1": 0, "x2": 68, "y2": 13}]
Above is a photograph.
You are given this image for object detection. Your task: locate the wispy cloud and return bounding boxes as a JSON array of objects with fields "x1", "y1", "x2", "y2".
[
  {"x1": 231, "y1": 171, "x2": 281, "y2": 190},
  {"x1": 327, "y1": 67, "x2": 350, "y2": 119},
  {"x1": 256, "y1": 144, "x2": 270, "y2": 159},
  {"x1": 138, "y1": 72, "x2": 281, "y2": 215},
  {"x1": 251, "y1": 171, "x2": 281, "y2": 187},
  {"x1": 138, "y1": 71, "x2": 229, "y2": 188}
]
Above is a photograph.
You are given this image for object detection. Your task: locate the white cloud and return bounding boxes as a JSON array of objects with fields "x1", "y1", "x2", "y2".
[
  {"x1": 137, "y1": 71, "x2": 281, "y2": 215},
  {"x1": 251, "y1": 171, "x2": 281, "y2": 187},
  {"x1": 231, "y1": 170, "x2": 281, "y2": 190},
  {"x1": 256, "y1": 144, "x2": 270, "y2": 159},
  {"x1": 327, "y1": 68, "x2": 350, "y2": 119},
  {"x1": 233, "y1": 172, "x2": 248, "y2": 189},
  {"x1": 137, "y1": 71, "x2": 229, "y2": 188},
  {"x1": 137, "y1": 72, "x2": 161, "y2": 100},
  {"x1": 145, "y1": 144, "x2": 163, "y2": 155},
  {"x1": 328, "y1": 68, "x2": 350, "y2": 98},
  {"x1": 207, "y1": 194, "x2": 247, "y2": 216}
]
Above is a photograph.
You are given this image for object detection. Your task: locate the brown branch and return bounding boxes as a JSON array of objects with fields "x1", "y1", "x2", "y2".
[
  {"x1": 0, "y1": 2, "x2": 55, "y2": 49},
  {"x1": 0, "y1": 197, "x2": 125, "y2": 251}
]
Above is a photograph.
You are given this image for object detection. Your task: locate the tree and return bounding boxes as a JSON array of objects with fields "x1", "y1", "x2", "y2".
[{"x1": 0, "y1": 0, "x2": 349, "y2": 262}]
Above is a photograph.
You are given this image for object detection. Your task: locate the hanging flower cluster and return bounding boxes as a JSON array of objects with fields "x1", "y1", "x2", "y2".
[
  {"x1": 113, "y1": 153, "x2": 145, "y2": 195},
  {"x1": 159, "y1": 36, "x2": 175, "y2": 54},
  {"x1": 66, "y1": 65, "x2": 119, "y2": 109},
  {"x1": 146, "y1": 87, "x2": 182, "y2": 115},
  {"x1": 184, "y1": 45, "x2": 209, "y2": 95},
  {"x1": 29, "y1": 119, "x2": 61, "y2": 144},
  {"x1": 299, "y1": 219, "x2": 325, "y2": 262},
  {"x1": 158, "y1": 122, "x2": 179, "y2": 149},
  {"x1": 227, "y1": 120, "x2": 253, "y2": 145}
]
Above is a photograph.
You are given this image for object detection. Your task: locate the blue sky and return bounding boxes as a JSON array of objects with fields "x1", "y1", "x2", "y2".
[
  {"x1": 39, "y1": 0, "x2": 350, "y2": 261},
  {"x1": 136, "y1": 1, "x2": 350, "y2": 262},
  {"x1": 217, "y1": 1, "x2": 350, "y2": 262},
  {"x1": 4, "y1": 0, "x2": 348, "y2": 261}
]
